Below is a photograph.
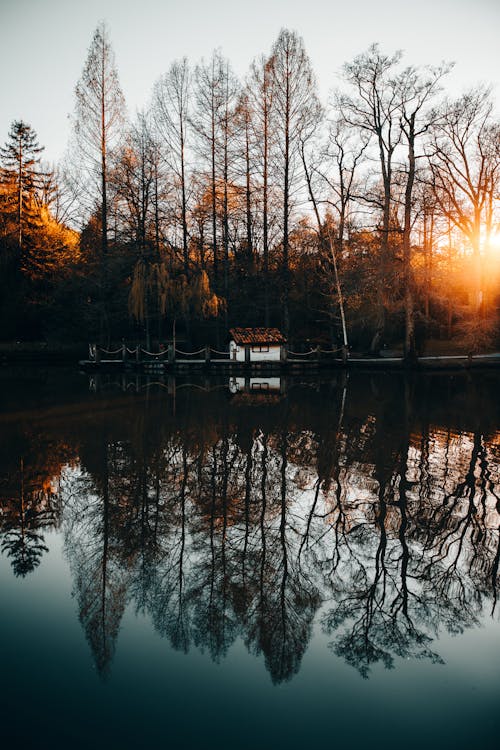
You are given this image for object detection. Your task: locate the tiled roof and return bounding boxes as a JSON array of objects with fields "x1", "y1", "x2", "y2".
[{"x1": 229, "y1": 327, "x2": 286, "y2": 344}]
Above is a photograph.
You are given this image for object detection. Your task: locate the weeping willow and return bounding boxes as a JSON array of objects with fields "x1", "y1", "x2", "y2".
[
  {"x1": 128, "y1": 258, "x2": 148, "y2": 321},
  {"x1": 129, "y1": 260, "x2": 224, "y2": 337},
  {"x1": 192, "y1": 270, "x2": 224, "y2": 317}
]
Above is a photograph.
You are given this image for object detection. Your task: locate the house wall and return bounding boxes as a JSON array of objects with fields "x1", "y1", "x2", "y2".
[{"x1": 229, "y1": 340, "x2": 281, "y2": 362}]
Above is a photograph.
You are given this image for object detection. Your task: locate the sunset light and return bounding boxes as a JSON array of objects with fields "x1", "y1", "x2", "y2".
[{"x1": 487, "y1": 231, "x2": 500, "y2": 252}]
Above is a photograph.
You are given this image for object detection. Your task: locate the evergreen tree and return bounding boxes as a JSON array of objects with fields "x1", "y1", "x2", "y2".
[{"x1": 0, "y1": 120, "x2": 46, "y2": 251}]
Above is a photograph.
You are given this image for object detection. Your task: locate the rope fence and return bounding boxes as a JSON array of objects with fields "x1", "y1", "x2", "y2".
[
  {"x1": 287, "y1": 349, "x2": 316, "y2": 357},
  {"x1": 140, "y1": 348, "x2": 169, "y2": 358},
  {"x1": 319, "y1": 347, "x2": 344, "y2": 355},
  {"x1": 175, "y1": 347, "x2": 206, "y2": 357},
  {"x1": 98, "y1": 347, "x2": 123, "y2": 356},
  {"x1": 89, "y1": 342, "x2": 347, "y2": 364}
]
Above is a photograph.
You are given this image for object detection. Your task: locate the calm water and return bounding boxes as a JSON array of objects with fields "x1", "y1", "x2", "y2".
[{"x1": 1, "y1": 368, "x2": 499, "y2": 749}]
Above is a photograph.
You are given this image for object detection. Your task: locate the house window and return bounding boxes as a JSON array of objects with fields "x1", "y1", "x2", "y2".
[{"x1": 251, "y1": 345, "x2": 269, "y2": 353}]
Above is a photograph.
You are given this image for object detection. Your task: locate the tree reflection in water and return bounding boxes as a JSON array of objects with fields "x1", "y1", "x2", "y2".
[{"x1": 1, "y1": 372, "x2": 499, "y2": 681}]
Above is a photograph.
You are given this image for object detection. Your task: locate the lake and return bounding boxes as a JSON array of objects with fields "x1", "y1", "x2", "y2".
[{"x1": 1, "y1": 367, "x2": 499, "y2": 749}]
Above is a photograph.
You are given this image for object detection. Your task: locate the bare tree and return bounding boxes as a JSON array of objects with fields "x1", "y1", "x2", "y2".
[
  {"x1": 340, "y1": 44, "x2": 403, "y2": 352},
  {"x1": 72, "y1": 22, "x2": 126, "y2": 254},
  {"x1": 192, "y1": 52, "x2": 226, "y2": 285},
  {"x1": 429, "y1": 88, "x2": 500, "y2": 312},
  {"x1": 322, "y1": 113, "x2": 369, "y2": 258},
  {"x1": 269, "y1": 29, "x2": 321, "y2": 337},
  {"x1": 114, "y1": 112, "x2": 157, "y2": 251},
  {"x1": 234, "y1": 93, "x2": 255, "y2": 267},
  {"x1": 397, "y1": 64, "x2": 449, "y2": 359},
  {"x1": 246, "y1": 55, "x2": 277, "y2": 323},
  {"x1": 300, "y1": 124, "x2": 350, "y2": 355},
  {"x1": 218, "y1": 59, "x2": 240, "y2": 310},
  {"x1": 153, "y1": 58, "x2": 191, "y2": 275}
]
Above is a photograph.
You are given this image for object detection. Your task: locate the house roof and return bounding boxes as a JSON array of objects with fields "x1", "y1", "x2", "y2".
[{"x1": 229, "y1": 327, "x2": 286, "y2": 344}]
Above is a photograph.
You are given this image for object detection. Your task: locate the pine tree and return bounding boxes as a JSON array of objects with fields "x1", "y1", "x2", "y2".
[{"x1": 0, "y1": 120, "x2": 46, "y2": 251}]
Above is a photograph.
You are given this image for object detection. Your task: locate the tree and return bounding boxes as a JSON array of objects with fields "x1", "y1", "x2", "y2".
[
  {"x1": 234, "y1": 93, "x2": 255, "y2": 268},
  {"x1": 340, "y1": 45, "x2": 403, "y2": 352},
  {"x1": 72, "y1": 21, "x2": 126, "y2": 254},
  {"x1": 153, "y1": 58, "x2": 192, "y2": 275},
  {"x1": 429, "y1": 88, "x2": 500, "y2": 314},
  {"x1": 0, "y1": 120, "x2": 46, "y2": 252},
  {"x1": 320, "y1": 112, "x2": 369, "y2": 259},
  {"x1": 129, "y1": 262, "x2": 223, "y2": 348},
  {"x1": 114, "y1": 112, "x2": 156, "y2": 251},
  {"x1": 0, "y1": 459, "x2": 51, "y2": 578},
  {"x1": 246, "y1": 55, "x2": 277, "y2": 324},
  {"x1": 68, "y1": 22, "x2": 126, "y2": 346},
  {"x1": 269, "y1": 29, "x2": 321, "y2": 336},
  {"x1": 300, "y1": 134, "x2": 349, "y2": 355},
  {"x1": 192, "y1": 52, "x2": 226, "y2": 284},
  {"x1": 0, "y1": 122, "x2": 78, "y2": 341},
  {"x1": 218, "y1": 59, "x2": 240, "y2": 310},
  {"x1": 397, "y1": 63, "x2": 448, "y2": 359}
]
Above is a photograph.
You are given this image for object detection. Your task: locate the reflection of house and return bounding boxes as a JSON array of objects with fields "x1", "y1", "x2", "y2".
[
  {"x1": 229, "y1": 328, "x2": 286, "y2": 362},
  {"x1": 229, "y1": 376, "x2": 282, "y2": 394}
]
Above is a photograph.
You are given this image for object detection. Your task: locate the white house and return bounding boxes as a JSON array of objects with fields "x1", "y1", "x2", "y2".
[{"x1": 229, "y1": 328, "x2": 286, "y2": 362}]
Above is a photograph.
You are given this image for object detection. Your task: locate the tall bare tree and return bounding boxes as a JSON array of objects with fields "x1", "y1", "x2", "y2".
[
  {"x1": 246, "y1": 55, "x2": 276, "y2": 324},
  {"x1": 321, "y1": 112, "x2": 369, "y2": 258},
  {"x1": 397, "y1": 64, "x2": 448, "y2": 359},
  {"x1": 234, "y1": 93, "x2": 254, "y2": 267},
  {"x1": 219, "y1": 59, "x2": 240, "y2": 309},
  {"x1": 269, "y1": 29, "x2": 321, "y2": 336},
  {"x1": 192, "y1": 52, "x2": 226, "y2": 285},
  {"x1": 340, "y1": 45, "x2": 403, "y2": 352},
  {"x1": 72, "y1": 22, "x2": 125, "y2": 254},
  {"x1": 114, "y1": 112, "x2": 156, "y2": 251},
  {"x1": 153, "y1": 58, "x2": 191, "y2": 275}
]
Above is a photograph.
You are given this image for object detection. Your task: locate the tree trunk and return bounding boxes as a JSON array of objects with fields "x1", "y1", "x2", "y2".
[{"x1": 403, "y1": 118, "x2": 416, "y2": 362}]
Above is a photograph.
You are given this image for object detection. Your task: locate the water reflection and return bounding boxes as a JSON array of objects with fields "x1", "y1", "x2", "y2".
[{"x1": 1, "y1": 371, "x2": 499, "y2": 682}]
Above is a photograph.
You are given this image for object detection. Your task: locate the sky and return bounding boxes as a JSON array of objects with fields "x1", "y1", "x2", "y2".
[{"x1": 1, "y1": 0, "x2": 499, "y2": 165}]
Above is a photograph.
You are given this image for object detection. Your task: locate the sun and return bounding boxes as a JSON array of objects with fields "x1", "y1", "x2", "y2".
[
  {"x1": 487, "y1": 231, "x2": 500, "y2": 252},
  {"x1": 483, "y1": 232, "x2": 500, "y2": 279}
]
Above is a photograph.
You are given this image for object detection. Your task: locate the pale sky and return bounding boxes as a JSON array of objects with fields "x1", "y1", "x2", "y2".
[{"x1": 1, "y1": 0, "x2": 499, "y2": 165}]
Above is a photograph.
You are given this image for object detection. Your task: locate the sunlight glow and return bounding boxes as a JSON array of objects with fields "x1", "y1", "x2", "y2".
[{"x1": 487, "y1": 231, "x2": 500, "y2": 251}]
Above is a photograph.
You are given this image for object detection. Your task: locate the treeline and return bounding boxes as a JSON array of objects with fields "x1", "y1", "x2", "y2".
[{"x1": 1, "y1": 23, "x2": 499, "y2": 354}]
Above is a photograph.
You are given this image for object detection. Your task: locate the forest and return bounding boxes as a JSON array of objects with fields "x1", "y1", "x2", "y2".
[{"x1": 1, "y1": 23, "x2": 499, "y2": 357}]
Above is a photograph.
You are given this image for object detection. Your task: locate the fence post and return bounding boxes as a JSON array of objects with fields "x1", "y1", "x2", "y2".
[
  {"x1": 168, "y1": 344, "x2": 175, "y2": 365},
  {"x1": 205, "y1": 345, "x2": 211, "y2": 364},
  {"x1": 245, "y1": 345, "x2": 251, "y2": 364},
  {"x1": 135, "y1": 346, "x2": 140, "y2": 364},
  {"x1": 280, "y1": 344, "x2": 287, "y2": 362},
  {"x1": 168, "y1": 375, "x2": 175, "y2": 395},
  {"x1": 95, "y1": 346, "x2": 100, "y2": 364},
  {"x1": 122, "y1": 342, "x2": 127, "y2": 363}
]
